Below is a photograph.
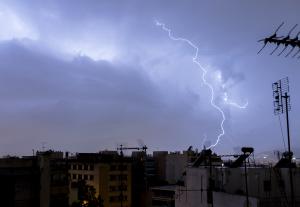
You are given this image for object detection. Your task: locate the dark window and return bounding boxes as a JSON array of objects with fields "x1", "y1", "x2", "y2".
[
  {"x1": 89, "y1": 175, "x2": 94, "y2": 181},
  {"x1": 78, "y1": 174, "x2": 82, "y2": 180},
  {"x1": 72, "y1": 164, "x2": 77, "y2": 170},
  {"x1": 264, "y1": 180, "x2": 271, "y2": 192},
  {"x1": 110, "y1": 175, "x2": 117, "y2": 181},
  {"x1": 119, "y1": 165, "x2": 127, "y2": 171},
  {"x1": 78, "y1": 164, "x2": 82, "y2": 170},
  {"x1": 119, "y1": 185, "x2": 127, "y2": 191},
  {"x1": 90, "y1": 165, "x2": 94, "y2": 171},
  {"x1": 119, "y1": 174, "x2": 127, "y2": 181},
  {"x1": 84, "y1": 174, "x2": 88, "y2": 180},
  {"x1": 84, "y1": 164, "x2": 88, "y2": 170},
  {"x1": 109, "y1": 196, "x2": 119, "y2": 202},
  {"x1": 72, "y1": 174, "x2": 76, "y2": 180},
  {"x1": 110, "y1": 165, "x2": 116, "y2": 171},
  {"x1": 279, "y1": 179, "x2": 285, "y2": 188},
  {"x1": 109, "y1": 186, "x2": 117, "y2": 192}
]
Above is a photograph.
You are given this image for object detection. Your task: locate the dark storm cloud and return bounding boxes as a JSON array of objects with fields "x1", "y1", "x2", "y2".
[
  {"x1": 0, "y1": 0, "x2": 300, "y2": 155},
  {"x1": 0, "y1": 40, "x2": 219, "y2": 154}
]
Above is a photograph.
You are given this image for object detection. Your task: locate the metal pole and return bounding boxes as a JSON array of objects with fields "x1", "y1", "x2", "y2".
[
  {"x1": 244, "y1": 157, "x2": 249, "y2": 207},
  {"x1": 209, "y1": 152, "x2": 214, "y2": 207},
  {"x1": 119, "y1": 145, "x2": 123, "y2": 207},
  {"x1": 284, "y1": 93, "x2": 295, "y2": 207}
]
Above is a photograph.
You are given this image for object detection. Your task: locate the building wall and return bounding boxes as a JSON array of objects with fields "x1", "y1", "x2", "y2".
[
  {"x1": 69, "y1": 162, "x2": 98, "y2": 204},
  {"x1": 175, "y1": 166, "x2": 300, "y2": 207},
  {"x1": 166, "y1": 152, "x2": 188, "y2": 184},
  {"x1": 153, "y1": 151, "x2": 168, "y2": 181},
  {"x1": 0, "y1": 151, "x2": 68, "y2": 207},
  {"x1": 175, "y1": 167, "x2": 209, "y2": 207},
  {"x1": 98, "y1": 162, "x2": 132, "y2": 207},
  {"x1": 69, "y1": 159, "x2": 132, "y2": 207},
  {"x1": 213, "y1": 192, "x2": 258, "y2": 207},
  {"x1": 0, "y1": 158, "x2": 40, "y2": 207}
]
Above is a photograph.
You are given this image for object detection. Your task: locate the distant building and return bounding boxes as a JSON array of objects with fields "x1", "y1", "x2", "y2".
[
  {"x1": 0, "y1": 150, "x2": 69, "y2": 207},
  {"x1": 68, "y1": 151, "x2": 132, "y2": 207},
  {"x1": 175, "y1": 149, "x2": 300, "y2": 207},
  {"x1": 151, "y1": 185, "x2": 176, "y2": 207},
  {"x1": 153, "y1": 151, "x2": 168, "y2": 181},
  {"x1": 0, "y1": 156, "x2": 40, "y2": 207}
]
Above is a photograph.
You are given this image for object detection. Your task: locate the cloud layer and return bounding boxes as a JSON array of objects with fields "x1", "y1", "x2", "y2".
[{"x1": 0, "y1": 0, "x2": 300, "y2": 155}]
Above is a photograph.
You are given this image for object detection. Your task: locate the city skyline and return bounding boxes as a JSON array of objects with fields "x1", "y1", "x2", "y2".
[{"x1": 0, "y1": 0, "x2": 300, "y2": 156}]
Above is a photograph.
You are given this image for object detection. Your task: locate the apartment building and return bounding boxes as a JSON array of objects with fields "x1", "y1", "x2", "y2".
[{"x1": 68, "y1": 152, "x2": 132, "y2": 207}]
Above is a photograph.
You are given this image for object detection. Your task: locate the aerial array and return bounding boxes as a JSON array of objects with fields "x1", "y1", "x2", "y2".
[{"x1": 258, "y1": 22, "x2": 300, "y2": 58}]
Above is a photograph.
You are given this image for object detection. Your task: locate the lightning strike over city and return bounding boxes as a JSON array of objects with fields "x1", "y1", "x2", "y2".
[
  {"x1": 155, "y1": 20, "x2": 248, "y2": 148},
  {"x1": 1, "y1": 1, "x2": 300, "y2": 206}
]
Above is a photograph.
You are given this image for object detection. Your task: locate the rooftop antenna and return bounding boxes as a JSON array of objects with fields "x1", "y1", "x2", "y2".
[
  {"x1": 272, "y1": 77, "x2": 295, "y2": 207},
  {"x1": 257, "y1": 22, "x2": 284, "y2": 54},
  {"x1": 277, "y1": 24, "x2": 298, "y2": 56},
  {"x1": 269, "y1": 25, "x2": 297, "y2": 55},
  {"x1": 258, "y1": 23, "x2": 300, "y2": 58},
  {"x1": 285, "y1": 31, "x2": 300, "y2": 57}
]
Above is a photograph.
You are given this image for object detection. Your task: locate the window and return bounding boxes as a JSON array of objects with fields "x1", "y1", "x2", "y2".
[
  {"x1": 279, "y1": 179, "x2": 285, "y2": 188},
  {"x1": 119, "y1": 185, "x2": 127, "y2": 191},
  {"x1": 72, "y1": 164, "x2": 77, "y2": 170},
  {"x1": 109, "y1": 196, "x2": 118, "y2": 203},
  {"x1": 78, "y1": 164, "x2": 82, "y2": 170},
  {"x1": 109, "y1": 186, "x2": 117, "y2": 192},
  {"x1": 72, "y1": 174, "x2": 77, "y2": 180},
  {"x1": 110, "y1": 165, "x2": 116, "y2": 171},
  {"x1": 84, "y1": 164, "x2": 88, "y2": 170},
  {"x1": 119, "y1": 165, "x2": 127, "y2": 171},
  {"x1": 90, "y1": 164, "x2": 94, "y2": 171},
  {"x1": 84, "y1": 174, "x2": 88, "y2": 180},
  {"x1": 109, "y1": 196, "x2": 127, "y2": 202},
  {"x1": 119, "y1": 174, "x2": 127, "y2": 181},
  {"x1": 78, "y1": 174, "x2": 82, "y2": 180},
  {"x1": 89, "y1": 175, "x2": 94, "y2": 181},
  {"x1": 110, "y1": 175, "x2": 117, "y2": 181},
  {"x1": 264, "y1": 180, "x2": 271, "y2": 192}
]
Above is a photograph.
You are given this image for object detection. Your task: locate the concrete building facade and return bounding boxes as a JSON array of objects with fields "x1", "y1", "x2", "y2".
[
  {"x1": 68, "y1": 152, "x2": 132, "y2": 207},
  {"x1": 0, "y1": 151, "x2": 69, "y2": 207}
]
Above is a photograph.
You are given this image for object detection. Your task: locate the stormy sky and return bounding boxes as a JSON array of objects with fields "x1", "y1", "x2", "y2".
[{"x1": 0, "y1": 0, "x2": 300, "y2": 156}]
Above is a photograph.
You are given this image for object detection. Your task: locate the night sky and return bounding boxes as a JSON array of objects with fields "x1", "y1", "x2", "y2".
[{"x1": 0, "y1": 0, "x2": 300, "y2": 156}]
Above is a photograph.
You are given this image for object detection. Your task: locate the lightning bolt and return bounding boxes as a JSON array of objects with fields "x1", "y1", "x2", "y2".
[
  {"x1": 155, "y1": 20, "x2": 247, "y2": 149},
  {"x1": 224, "y1": 92, "x2": 249, "y2": 109}
]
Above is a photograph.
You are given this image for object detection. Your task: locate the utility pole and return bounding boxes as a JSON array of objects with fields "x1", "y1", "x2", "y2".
[
  {"x1": 243, "y1": 152, "x2": 249, "y2": 207},
  {"x1": 119, "y1": 145, "x2": 124, "y2": 207},
  {"x1": 208, "y1": 151, "x2": 214, "y2": 207},
  {"x1": 272, "y1": 77, "x2": 294, "y2": 207}
]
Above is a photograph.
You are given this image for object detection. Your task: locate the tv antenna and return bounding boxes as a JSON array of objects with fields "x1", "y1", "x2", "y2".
[
  {"x1": 272, "y1": 77, "x2": 295, "y2": 207},
  {"x1": 258, "y1": 23, "x2": 300, "y2": 58}
]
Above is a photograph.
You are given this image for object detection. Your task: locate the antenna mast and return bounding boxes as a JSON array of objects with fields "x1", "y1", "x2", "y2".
[{"x1": 272, "y1": 77, "x2": 294, "y2": 207}]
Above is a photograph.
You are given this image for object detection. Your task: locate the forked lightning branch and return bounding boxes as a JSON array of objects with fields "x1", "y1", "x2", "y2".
[{"x1": 155, "y1": 20, "x2": 248, "y2": 148}]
